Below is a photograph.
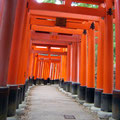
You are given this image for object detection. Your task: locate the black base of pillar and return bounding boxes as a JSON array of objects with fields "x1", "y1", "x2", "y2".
[
  {"x1": 101, "y1": 93, "x2": 112, "y2": 112},
  {"x1": 33, "y1": 80, "x2": 37, "y2": 85},
  {"x1": 38, "y1": 79, "x2": 41, "y2": 85},
  {"x1": 16, "y1": 88, "x2": 21, "y2": 109},
  {"x1": 39, "y1": 79, "x2": 43, "y2": 85},
  {"x1": 7, "y1": 85, "x2": 18, "y2": 117},
  {"x1": 44, "y1": 80, "x2": 48, "y2": 85},
  {"x1": 28, "y1": 78, "x2": 33, "y2": 86},
  {"x1": 59, "y1": 79, "x2": 61, "y2": 87},
  {"x1": 65, "y1": 81, "x2": 72, "y2": 92},
  {"x1": 22, "y1": 85, "x2": 25, "y2": 101},
  {"x1": 19, "y1": 85, "x2": 24, "y2": 104},
  {"x1": 36, "y1": 78, "x2": 39, "y2": 85},
  {"x1": 50, "y1": 80, "x2": 54, "y2": 85},
  {"x1": 85, "y1": 87, "x2": 95, "y2": 103},
  {"x1": 54, "y1": 79, "x2": 59, "y2": 84},
  {"x1": 60, "y1": 80, "x2": 64, "y2": 88},
  {"x1": 70, "y1": 82, "x2": 73, "y2": 93},
  {"x1": 63, "y1": 82, "x2": 67, "y2": 91},
  {"x1": 71, "y1": 83, "x2": 80, "y2": 95},
  {"x1": 112, "y1": 90, "x2": 120, "y2": 119},
  {"x1": 0, "y1": 87, "x2": 9, "y2": 120},
  {"x1": 40, "y1": 79, "x2": 44, "y2": 85},
  {"x1": 25, "y1": 80, "x2": 28, "y2": 92},
  {"x1": 94, "y1": 89, "x2": 103, "y2": 108},
  {"x1": 78, "y1": 86, "x2": 86, "y2": 100},
  {"x1": 30, "y1": 78, "x2": 33, "y2": 86}
]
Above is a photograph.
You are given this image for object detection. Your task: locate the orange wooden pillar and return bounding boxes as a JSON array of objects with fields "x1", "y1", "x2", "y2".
[
  {"x1": 64, "y1": 44, "x2": 71, "y2": 90},
  {"x1": 86, "y1": 22, "x2": 95, "y2": 103},
  {"x1": 21, "y1": 23, "x2": 31, "y2": 85},
  {"x1": 49, "y1": 63, "x2": 52, "y2": 80},
  {"x1": 0, "y1": 0, "x2": 18, "y2": 119},
  {"x1": 31, "y1": 53, "x2": 35, "y2": 78},
  {"x1": 7, "y1": 0, "x2": 27, "y2": 85},
  {"x1": 79, "y1": 30, "x2": 87, "y2": 100},
  {"x1": 7, "y1": 0, "x2": 28, "y2": 116},
  {"x1": 71, "y1": 42, "x2": 80, "y2": 94},
  {"x1": 78, "y1": 42, "x2": 81, "y2": 84},
  {"x1": 70, "y1": 44, "x2": 73, "y2": 82},
  {"x1": 112, "y1": 0, "x2": 120, "y2": 118},
  {"x1": 61, "y1": 55, "x2": 67, "y2": 89},
  {"x1": 39, "y1": 61, "x2": 42, "y2": 79},
  {"x1": 52, "y1": 63, "x2": 55, "y2": 80},
  {"x1": 61, "y1": 55, "x2": 67, "y2": 82},
  {"x1": 37, "y1": 61, "x2": 40, "y2": 79},
  {"x1": 28, "y1": 53, "x2": 34, "y2": 78},
  {"x1": 67, "y1": 44, "x2": 71, "y2": 82},
  {"x1": 72, "y1": 43, "x2": 78, "y2": 83},
  {"x1": 94, "y1": 19, "x2": 105, "y2": 108},
  {"x1": 101, "y1": 0, "x2": 113, "y2": 112},
  {"x1": 17, "y1": 12, "x2": 30, "y2": 85},
  {"x1": 0, "y1": 0, "x2": 17, "y2": 86},
  {"x1": 33, "y1": 54, "x2": 38, "y2": 81},
  {"x1": 42, "y1": 60, "x2": 44, "y2": 80}
]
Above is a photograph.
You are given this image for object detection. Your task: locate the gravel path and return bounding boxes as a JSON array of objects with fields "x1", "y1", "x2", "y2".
[{"x1": 22, "y1": 85, "x2": 98, "y2": 120}]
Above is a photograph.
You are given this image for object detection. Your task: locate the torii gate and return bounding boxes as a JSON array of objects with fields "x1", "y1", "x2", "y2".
[{"x1": 0, "y1": 0, "x2": 120, "y2": 120}]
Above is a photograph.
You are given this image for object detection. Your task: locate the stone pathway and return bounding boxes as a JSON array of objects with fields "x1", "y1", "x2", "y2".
[{"x1": 25, "y1": 85, "x2": 98, "y2": 120}]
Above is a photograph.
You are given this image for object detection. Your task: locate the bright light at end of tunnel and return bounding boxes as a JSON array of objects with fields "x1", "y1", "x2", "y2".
[
  {"x1": 36, "y1": 46, "x2": 47, "y2": 49},
  {"x1": 36, "y1": 0, "x2": 44, "y2": 3},
  {"x1": 51, "y1": 47, "x2": 60, "y2": 50}
]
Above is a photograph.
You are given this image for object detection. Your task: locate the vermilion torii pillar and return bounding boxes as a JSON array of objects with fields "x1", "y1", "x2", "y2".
[
  {"x1": 67, "y1": 45, "x2": 71, "y2": 82},
  {"x1": 7, "y1": 0, "x2": 27, "y2": 117},
  {"x1": 86, "y1": 22, "x2": 95, "y2": 103},
  {"x1": 17, "y1": 12, "x2": 30, "y2": 85},
  {"x1": 7, "y1": 0, "x2": 27, "y2": 85},
  {"x1": 112, "y1": 0, "x2": 120, "y2": 119},
  {"x1": 101, "y1": 0, "x2": 113, "y2": 112},
  {"x1": 94, "y1": 18, "x2": 105, "y2": 108},
  {"x1": 0, "y1": 0, "x2": 17, "y2": 86},
  {"x1": 78, "y1": 42, "x2": 81, "y2": 85},
  {"x1": 65, "y1": 44, "x2": 71, "y2": 92},
  {"x1": 71, "y1": 42, "x2": 80, "y2": 95},
  {"x1": 78, "y1": 30, "x2": 87, "y2": 100},
  {"x1": 0, "y1": 0, "x2": 18, "y2": 119}
]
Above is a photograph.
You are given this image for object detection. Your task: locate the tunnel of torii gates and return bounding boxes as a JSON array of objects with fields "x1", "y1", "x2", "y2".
[{"x1": 0, "y1": 0, "x2": 120, "y2": 119}]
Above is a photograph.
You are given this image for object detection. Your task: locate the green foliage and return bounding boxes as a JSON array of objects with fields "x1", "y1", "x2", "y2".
[
  {"x1": 73, "y1": 3, "x2": 98, "y2": 8},
  {"x1": 43, "y1": 0, "x2": 55, "y2": 3}
]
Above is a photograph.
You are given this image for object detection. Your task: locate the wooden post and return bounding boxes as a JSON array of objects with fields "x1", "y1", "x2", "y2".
[
  {"x1": 79, "y1": 30, "x2": 87, "y2": 100},
  {"x1": 94, "y1": 18, "x2": 105, "y2": 108},
  {"x1": 0, "y1": 0, "x2": 18, "y2": 86},
  {"x1": 86, "y1": 22, "x2": 95, "y2": 103},
  {"x1": 112, "y1": 0, "x2": 120, "y2": 119},
  {"x1": 0, "y1": 0, "x2": 18, "y2": 119},
  {"x1": 71, "y1": 42, "x2": 79, "y2": 94},
  {"x1": 101, "y1": 0, "x2": 113, "y2": 112},
  {"x1": 7, "y1": 0, "x2": 27, "y2": 85}
]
